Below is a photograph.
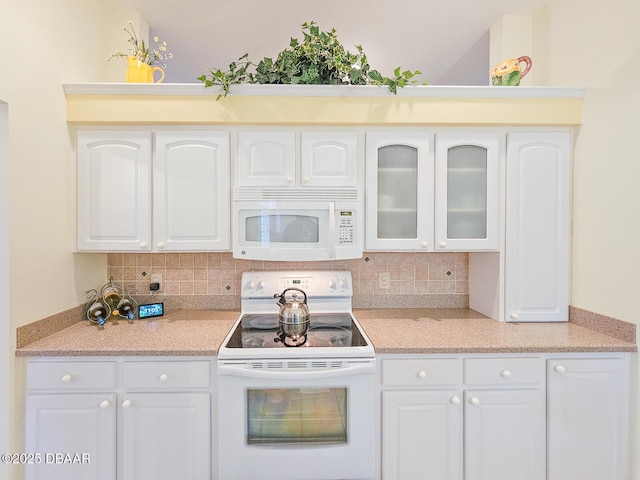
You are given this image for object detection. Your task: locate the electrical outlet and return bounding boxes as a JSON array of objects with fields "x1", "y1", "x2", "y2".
[
  {"x1": 378, "y1": 272, "x2": 390, "y2": 290},
  {"x1": 150, "y1": 273, "x2": 163, "y2": 292}
]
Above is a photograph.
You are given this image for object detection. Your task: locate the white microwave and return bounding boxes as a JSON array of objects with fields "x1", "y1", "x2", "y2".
[{"x1": 233, "y1": 187, "x2": 363, "y2": 261}]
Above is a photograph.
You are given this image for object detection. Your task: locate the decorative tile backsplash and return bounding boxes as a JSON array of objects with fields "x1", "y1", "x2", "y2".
[{"x1": 106, "y1": 251, "x2": 469, "y2": 298}]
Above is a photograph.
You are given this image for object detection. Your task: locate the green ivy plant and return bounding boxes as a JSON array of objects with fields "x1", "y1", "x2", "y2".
[{"x1": 197, "y1": 22, "x2": 424, "y2": 99}]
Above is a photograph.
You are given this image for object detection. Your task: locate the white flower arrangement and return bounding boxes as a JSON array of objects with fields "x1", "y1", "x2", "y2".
[{"x1": 108, "y1": 21, "x2": 172, "y2": 67}]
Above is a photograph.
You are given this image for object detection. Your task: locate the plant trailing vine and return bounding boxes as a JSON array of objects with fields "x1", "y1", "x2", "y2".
[{"x1": 197, "y1": 21, "x2": 423, "y2": 99}]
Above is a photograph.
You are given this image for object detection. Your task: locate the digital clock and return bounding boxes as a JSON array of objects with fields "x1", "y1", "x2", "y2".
[{"x1": 138, "y1": 302, "x2": 165, "y2": 319}]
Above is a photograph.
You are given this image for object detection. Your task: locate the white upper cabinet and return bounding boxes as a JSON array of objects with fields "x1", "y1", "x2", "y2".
[
  {"x1": 77, "y1": 129, "x2": 230, "y2": 252},
  {"x1": 237, "y1": 131, "x2": 296, "y2": 186},
  {"x1": 505, "y1": 132, "x2": 571, "y2": 322},
  {"x1": 434, "y1": 133, "x2": 502, "y2": 251},
  {"x1": 77, "y1": 130, "x2": 152, "y2": 251},
  {"x1": 300, "y1": 131, "x2": 359, "y2": 187},
  {"x1": 366, "y1": 131, "x2": 501, "y2": 252},
  {"x1": 154, "y1": 132, "x2": 230, "y2": 251},
  {"x1": 237, "y1": 130, "x2": 360, "y2": 187},
  {"x1": 365, "y1": 132, "x2": 434, "y2": 250}
]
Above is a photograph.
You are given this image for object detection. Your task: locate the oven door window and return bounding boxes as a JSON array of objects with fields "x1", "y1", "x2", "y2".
[
  {"x1": 247, "y1": 388, "x2": 347, "y2": 445},
  {"x1": 245, "y1": 214, "x2": 321, "y2": 243}
]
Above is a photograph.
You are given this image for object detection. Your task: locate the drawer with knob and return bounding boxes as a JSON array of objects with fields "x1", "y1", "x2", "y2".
[
  {"x1": 122, "y1": 360, "x2": 211, "y2": 389},
  {"x1": 27, "y1": 361, "x2": 117, "y2": 391},
  {"x1": 381, "y1": 358, "x2": 461, "y2": 386},
  {"x1": 463, "y1": 357, "x2": 544, "y2": 385}
]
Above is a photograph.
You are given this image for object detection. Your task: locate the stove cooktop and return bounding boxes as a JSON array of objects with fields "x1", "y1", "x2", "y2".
[
  {"x1": 224, "y1": 313, "x2": 369, "y2": 349},
  {"x1": 218, "y1": 271, "x2": 375, "y2": 360}
]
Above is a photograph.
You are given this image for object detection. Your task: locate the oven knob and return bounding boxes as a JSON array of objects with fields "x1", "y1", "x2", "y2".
[
  {"x1": 257, "y1": 281, "x2": 266, "y2": 291},
  {"x1": 338, "y1": 278, "x2": 348, "y2": 290},
  {"x1": 328, "y1": 280, "x2": 336, "y2": 290}
]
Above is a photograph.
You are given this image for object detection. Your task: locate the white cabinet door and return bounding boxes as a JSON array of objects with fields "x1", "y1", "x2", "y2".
[
  {"x1": 300, "y1": 131, "x2": 359, "y2": 187},
  {"x1": 154, "y1": 131, "x2": 230, "y2": 251},
  {"x1": 120, "y1": 392, "x2": 211, "y2": 480},
  {"x1": 365, "y1": 132, "x2": 434, "y2": 250},
  {"x1": 434, "y1": 133, "x2": 502, "y2": 251},
  {"x1": 464, "y1": 389, "x2": 545, "y2": 480},
  {"x1": 24, "y1": 393, "x2": 117, "y2": 480},
  {"x1": 505, "y1": 132, "x2": 571, "y2": 322},
  {"x1": 548, "y1": 357, "x2": 629, "y2": 480},
  {"x1": 237, "y1": 130, "x2": 296, "y2": 186},
  {"x1": 382, "y1": 390, "x2": 462, "y2": 480},
  {"x1": 77, "y1": 131, "x2": 152, "y2": 251}
]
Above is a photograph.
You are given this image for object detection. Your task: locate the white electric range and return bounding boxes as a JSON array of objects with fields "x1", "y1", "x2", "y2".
[{"x1": 217, "y1": 271, "x2": 376, "y2": 480}]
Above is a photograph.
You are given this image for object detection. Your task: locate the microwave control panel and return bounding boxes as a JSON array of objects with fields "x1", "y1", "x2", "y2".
[{"x1": 337, "y1": 210, "x2": 356, "y2": 245}]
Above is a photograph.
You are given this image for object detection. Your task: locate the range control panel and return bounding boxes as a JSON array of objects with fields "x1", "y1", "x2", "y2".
[{"x1": 241, "y1": 271, "x2": 353, "y2": 299}]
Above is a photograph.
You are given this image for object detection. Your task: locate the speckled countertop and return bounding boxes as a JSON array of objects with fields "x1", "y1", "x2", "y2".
[
  {"x1": 353, "y1": 309, "x2": 636, "y2": 353},
  {"x1": 15, "y1": 308, "x2": 636, "y2": 357},
  {"x1": 15, "y1": 310, "x2": 238, "y2": 357}
]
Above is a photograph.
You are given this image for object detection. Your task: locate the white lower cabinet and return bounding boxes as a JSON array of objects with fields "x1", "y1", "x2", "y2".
[
  {"x1": 381, "y1": 354, "x2": 630, "y2": 480},
  {"x1": 547, "y1": 356, "x2": 629, "y2": 480},
  {"x1": 120, "y1": 392, "x2": 210, "y2": 480},
  {"x1": 25, "y1": 393, "x2": 117, "y2": 480},
  {"x1": 24, "y1": 358, "x2": 212, "y2": 480},
  {"x1": 383, "y1": 389, "x2": 462, "y2": 479},
  {"x1": 463, "y1": 388, "x2": 545, "y2": 480},
  {"x1": 381, "y1": 355, "x2": 545, "y2": 480}
]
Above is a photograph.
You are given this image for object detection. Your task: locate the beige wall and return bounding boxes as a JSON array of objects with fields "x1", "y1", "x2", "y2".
[
  {"x1": 534, "y1": 0, "x2": 640, "y2": 325},
  {"x1": 0, "y1": 1, "x2": 109, "y2": 475},
  {"x1": 1, "y1": 2, "x2": 109, "y2": 324},
  {"x1": 533, "y1": 1, "x2": 640, "y2": 478}
]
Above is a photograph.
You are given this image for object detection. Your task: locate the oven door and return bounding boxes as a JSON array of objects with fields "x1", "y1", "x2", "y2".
[
  {"x1": 233, "y1": 201, "x2": 362, "y2": 261},
  {"x1": 217, "y1": 359, "x2": 376, "y2": 480}
]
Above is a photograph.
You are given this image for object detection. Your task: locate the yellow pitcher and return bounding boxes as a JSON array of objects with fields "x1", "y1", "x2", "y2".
[{"x1": 126, "y1": 56, "x2": 165, "y2": 83}]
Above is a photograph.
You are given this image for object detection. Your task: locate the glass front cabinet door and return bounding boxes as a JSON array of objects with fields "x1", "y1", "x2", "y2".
[
  {"x1": 434, "y1": 133, "x2": 502, "y2": 251},
  {"x1": 365, "y1": 132, "x2": 434, "y2": 250}
]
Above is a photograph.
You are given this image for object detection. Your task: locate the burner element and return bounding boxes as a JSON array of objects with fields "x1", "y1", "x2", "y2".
[{"x1": 274, "y1": 330, "x2": 308, "y2": 347}]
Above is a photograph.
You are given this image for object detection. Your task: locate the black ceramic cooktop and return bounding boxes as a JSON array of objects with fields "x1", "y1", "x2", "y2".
[{"x1": 225, "y1": 313, "x2": 369, "y2": 349}]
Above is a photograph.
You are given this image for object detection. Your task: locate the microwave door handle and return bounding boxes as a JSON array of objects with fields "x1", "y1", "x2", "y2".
[{"x1": 328, "y1": 201, "x2": 336, "y2": 259}]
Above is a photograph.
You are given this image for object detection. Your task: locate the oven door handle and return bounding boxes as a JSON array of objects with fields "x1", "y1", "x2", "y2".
[{"x1": 218, "y1": 362, "x2": 375, "y2": 380}]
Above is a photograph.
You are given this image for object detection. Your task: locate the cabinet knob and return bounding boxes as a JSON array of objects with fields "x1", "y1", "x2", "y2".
[
  {"x1": 122, "y1": 399, "x2": 132, "y2": 409},
  {"x1": 500, "y1": 370, "x2": 512, "y2": 378},
  {"x1": 439, "y1": 241, "x2": 447, "y2": 248},
  {"x1": 286, "y1": 176, "x2": 294, "y2": 184},
  {"x1": 139, "y1": 242, "x2": 148, "y2": 249},
  {"x1": 156, "y1": 242, "x2": 165, "y2": 249},
  {"x1": 420, "y1": 242, "x2": 429, "y2": 249},
  {"x1": 554, "y1": 365, "x2": 567, "y2": 374},
  {"x1": 469, "y1": 397, "x2": 480, "y2": 406},
  {"x1": 450, "y1": 396, "x2": 461, "y2": 405},
  {"x1": 61, "y1": 374, "x2": 72, "y2": 383},
  {"x1": 417, "y1": 370, "x2": 428, "y2": 379},
  {"x1": 99, "y1": 400, "x2": 110, "y2": 409},
  {"x1": 510, "y1": 313, "x2": 520, "y2": 320},
  {"x1": 303, "y1": 177, "x2": 310, "y2": 184},
  {"x1": 159, "y1": 373, "x2": 169, "y2": 382}
]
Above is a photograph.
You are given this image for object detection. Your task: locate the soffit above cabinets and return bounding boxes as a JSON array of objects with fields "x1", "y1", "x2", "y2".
[{"x1": 63, "y1": 83, "x2": 584, "y2": 126}]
